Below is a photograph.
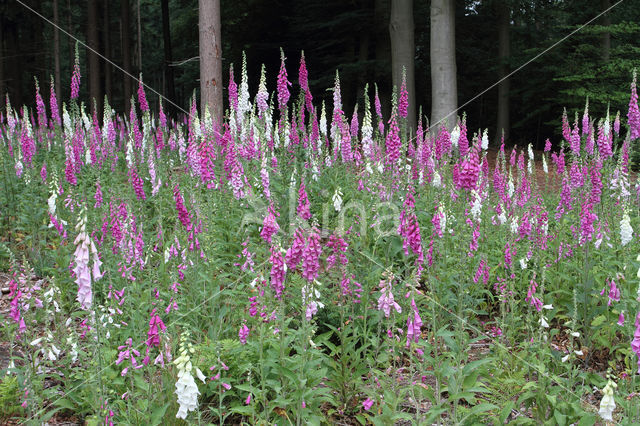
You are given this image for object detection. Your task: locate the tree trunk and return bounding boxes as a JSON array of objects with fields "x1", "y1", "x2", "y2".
[
  {"x1": 136, "y1": 0, "x2": 142, "y2": 73},
  {"x1": 67, "y1": 0, "x2": 74, "y2": 78},
  {"x1": 496, "y1": 0, "x2": 510, "y2": 144},
  {"x1": 0, "y1": 19, "x2": 4, "y2": 100},
  {"x1": 30, "y1": 9, "x2": 45, "y2": 87},
  {"x1": 121, "y1": 0, "x2": 132, "y2": 112},
  {"x1": 103, "y1": 0, "x2": 112, "y2": 103},
  {"x1": 53, "y1": 0, "x2": 61, "y2": 100},
  {"x1": 198, "y1": 0, "x2": 223, "y2": 122},
  {"x1": 161, "y1": 0, "x2": 177, "y2": 116},
  {"x1": 390, "y1": 0, "x2": 416, "y2": 132},
  {"x1": 87, "y1": 0, "x2": 101, "y2": 116},
  {"x1": 601, "y1": 0, "x2": 611, "y2": 63},
  {"x1": 430, "y1": 0, "x2": 457, "y2": 131},
  {"x1": 356, "y1": 31, "x2": 370, "y2": 105},
  {"x1": 374, "y1": 0, "x2": 391, "y2": 118},
  {"x1": 5, "y1": 22, "x2": 22, "y2": 107}
]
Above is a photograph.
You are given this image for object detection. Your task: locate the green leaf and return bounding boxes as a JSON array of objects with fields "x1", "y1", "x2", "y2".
[
  {"x1": 590, "y1": 315, "x2": 606, "y2": 327},
  {"x1": 53, "y1": 398, "x2": 76, "y2": 411},
  {"x1": 470, "y1": 402, "x2": 498, "y2": 415},
  {"x1": 499, "y1": 401, "x2": 516, "y2": 424},
  {"x1": 277, "y1": 365, "x2": 299, "y2": 384},
  {"x1": 423, "y1": 407, "x2": 447, "y2": 424},
  {"x1": 449, "y1": 391, "x2": 477, "y2": 404},
  {"x1": 150, "y1": 403, "x2": 170, "y2": 426},
  {"x1": 577, "y1": 414, "x2": 597, "y2": 426},
  {"x1": 462, "y1": 371, "x2": 480, "y2": 389},
  {"x1": 545, "y1": 394, "x2": 557, "y2": 406},
  {"x1": 553, "y1": 410, "x2": 567, "y2": 426},
  {"x1": 230, "y1": 405, "x2": 254, "y2": 416},
  {"x1": 38, "y1": 407, "x2": 64, "y2": 423},
  {"x1": 235, "y1": 383, "x2": 260, "y2": 394}
]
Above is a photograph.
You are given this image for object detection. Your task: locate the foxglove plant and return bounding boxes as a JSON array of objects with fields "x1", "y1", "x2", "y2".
[
  {"x1": 377, "y1": 270, "x2": 402, "y2": 318},
  {"x1": 562, "y1": 108, "x2": 571, "y2": 142},
  {"x1": 569, "y1": 118, "x2": 580, "y2": 156},
  {"x1": 385, "y1": 108, "x2": 401, "y2": 168},
  {"x1": 298, "y1": 51, "x2": 308, "y2": 92},
  {"x1": 299, "y1": 51, "x2": 314, "y2": 113},
  {"x1": 116, "y1": 337, "x2": 144, "y2": 377},
  {"x1": 458, "y1": 114, "x2": 469, "y2": 157},
  {"x1": 285, "y1": 228, "x2": 306, "y2": 270},
  {"x1": 632, "y1": 311, "x2": 640, "y2": 373},
  {"x1": 361, "y1": 86, "x2": 375, "y2": 161},
  {"x1": 228, "y1": 64, "x2": 238, "y2": 112},
  {"x1": 260, "y1": 155, "x2": 271, "y2": 199},
  {"x1": 269, "y1": 245, "x2": 286, "y2": 298},
  {"x1": 340, "y1": 117, "x2": 353, "y2": 164},
  {"x1": 628, "y1": 69, "x2": 640, "y2": 139},
  {"x1": 173, "y1": 184, "x2": 192, "y2": 231},
  {"x1": 70, "y1": 44, "x2": 81, "y2": 99},
  {"x1": 600, "y1": 279, "x2": 620, "y2": 306},
  {"x1": 238, "y1": 323, "x2": 249, "y2": 345},
  {"x1": 457, "y1": 142, "x2": 480, "y2": 191},
  {"x1": 20, "y1": 108, "x2": 36, "y2": 168},
  {"x1": 277, "y1": 49, "x2": 291, "y2": 114},
  {"x1": 7, "y1": 265, "x2": 26, "y2": 334},
  {"x1": 398, "y1": 69, "x2": 408, "y2": 119},
  {"x1": 49, "y1": 76, "x2": 61, "y2": 126},
  {"x1": 297, "y1": 180, "x2": 312, "y2": 220},
  {"x1": 129, "y1": 167, "x2": 146, "y2": 201},
  {"x1": 582, "y1": 99, "x2": 590, "y2": 137},
  {"x1": 405, "y1": 298, "x2": 422, "y2": 348},
  {"x1": 72, "y1": 208, "x2": 102, "y2": 310},
  {"x1": 94, "y1": 180, "x2": 103, "y2": 208},
  {"x1": 256, "y1": 64, "x2": 269, "y2": 116},
  {"x1": 174, "y1": 333, "x2": 204, "y2": 419},
  {"x1": 137, "y1": 75, "x2": 149, "y2": 113},
  {"x1": 301, "y1": 229, "x2": 322, "y2": 282},
  {"x1": 597, "y1": 119, "x2": 613, "y2": 159},
  {"x1": 620, "y1": 209, "x2": 633, "y2": 247},
  {"x1": 260, "y1": 206, "x2": 280, "y2": 244},
  {"x1": 398, "y1": 192, "x2": 424, "y2": 271},
  {"x1": 301, "y1": 280, "x2": 324, "y2": 320},
  {"x1": 34, "y1": 78, "x2": 48, "y2": 130},
  {"x1": 374, "y1": 84, "x2": 384, "y2": 135},
  {"x1": 238, "y1": 52, "x2": 251, "y2": 118},
  {"x1": 598, "y1": 377, "x2": 617, "y2": 421}
]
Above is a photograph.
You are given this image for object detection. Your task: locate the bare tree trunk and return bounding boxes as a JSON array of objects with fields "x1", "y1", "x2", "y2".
[
  {"x1": 601, "y1": 0, "x2": 611, "y2": 62},
  {"x1": 67, "y1": 0, "x2": 74, "y2": 80},
  {"x1": 53, "y1": 0, "x2": 61, "y2": 100},
  {"x1": 87, "y1": 0, "x2": 101, "y2": 116},
  {"x1": 32, "y1": 11, "x2": 45, "y2": 85},
  {"x1": 345, "y1": 35, "x2": 356, "y2": 109},
  {"x1": 5, "y1": 22, "x2": 22, "y2": 106},
  {"x1": 121, "y1": 0, "x2": 132, "y2": 112},
  {"x1": 356, "y1": 31, "x2": 370, "y2": 104},
  {"x1": 0, "y1": 19, "x2": 4, "y2": 99},
  {"x1": 198, "y1": 0, "x2": 223, "y2": 122},
  {"x1": 390, "y1": 0, "x2": 416, "y2": 132},
  {"x1": 103, "y1": 0, "x2": 112, "y2": 103},
  {"x1": 430, "y1": 0, "x2": 457, "y2": 131},
  {"x1": 496, "y1": 0, "x2": 510, "y2": 144},
  {"x1": 136, "y1": 0, "x2": 142, "y2": 72},
  {"x1": 374, "y1": 0, "x2": 391, "y2": 118},
  {"x1": 161, "y1": 0, "x2": 177, "y2": 116}
]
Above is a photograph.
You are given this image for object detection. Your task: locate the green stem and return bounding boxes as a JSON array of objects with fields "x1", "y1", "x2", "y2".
[{"x1": 259, "y1": 322, "x2": 267, "y2": 421}]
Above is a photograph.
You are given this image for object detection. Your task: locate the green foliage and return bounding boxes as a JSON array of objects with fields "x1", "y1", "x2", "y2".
[{"x1": 0, "y1": 376, "x2": 24, "y2": 420}]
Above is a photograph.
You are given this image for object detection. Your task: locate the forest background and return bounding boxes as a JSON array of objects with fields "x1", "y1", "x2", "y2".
[{"x1": 1, "y1": 0, "x2": 640, "y2": 148}]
